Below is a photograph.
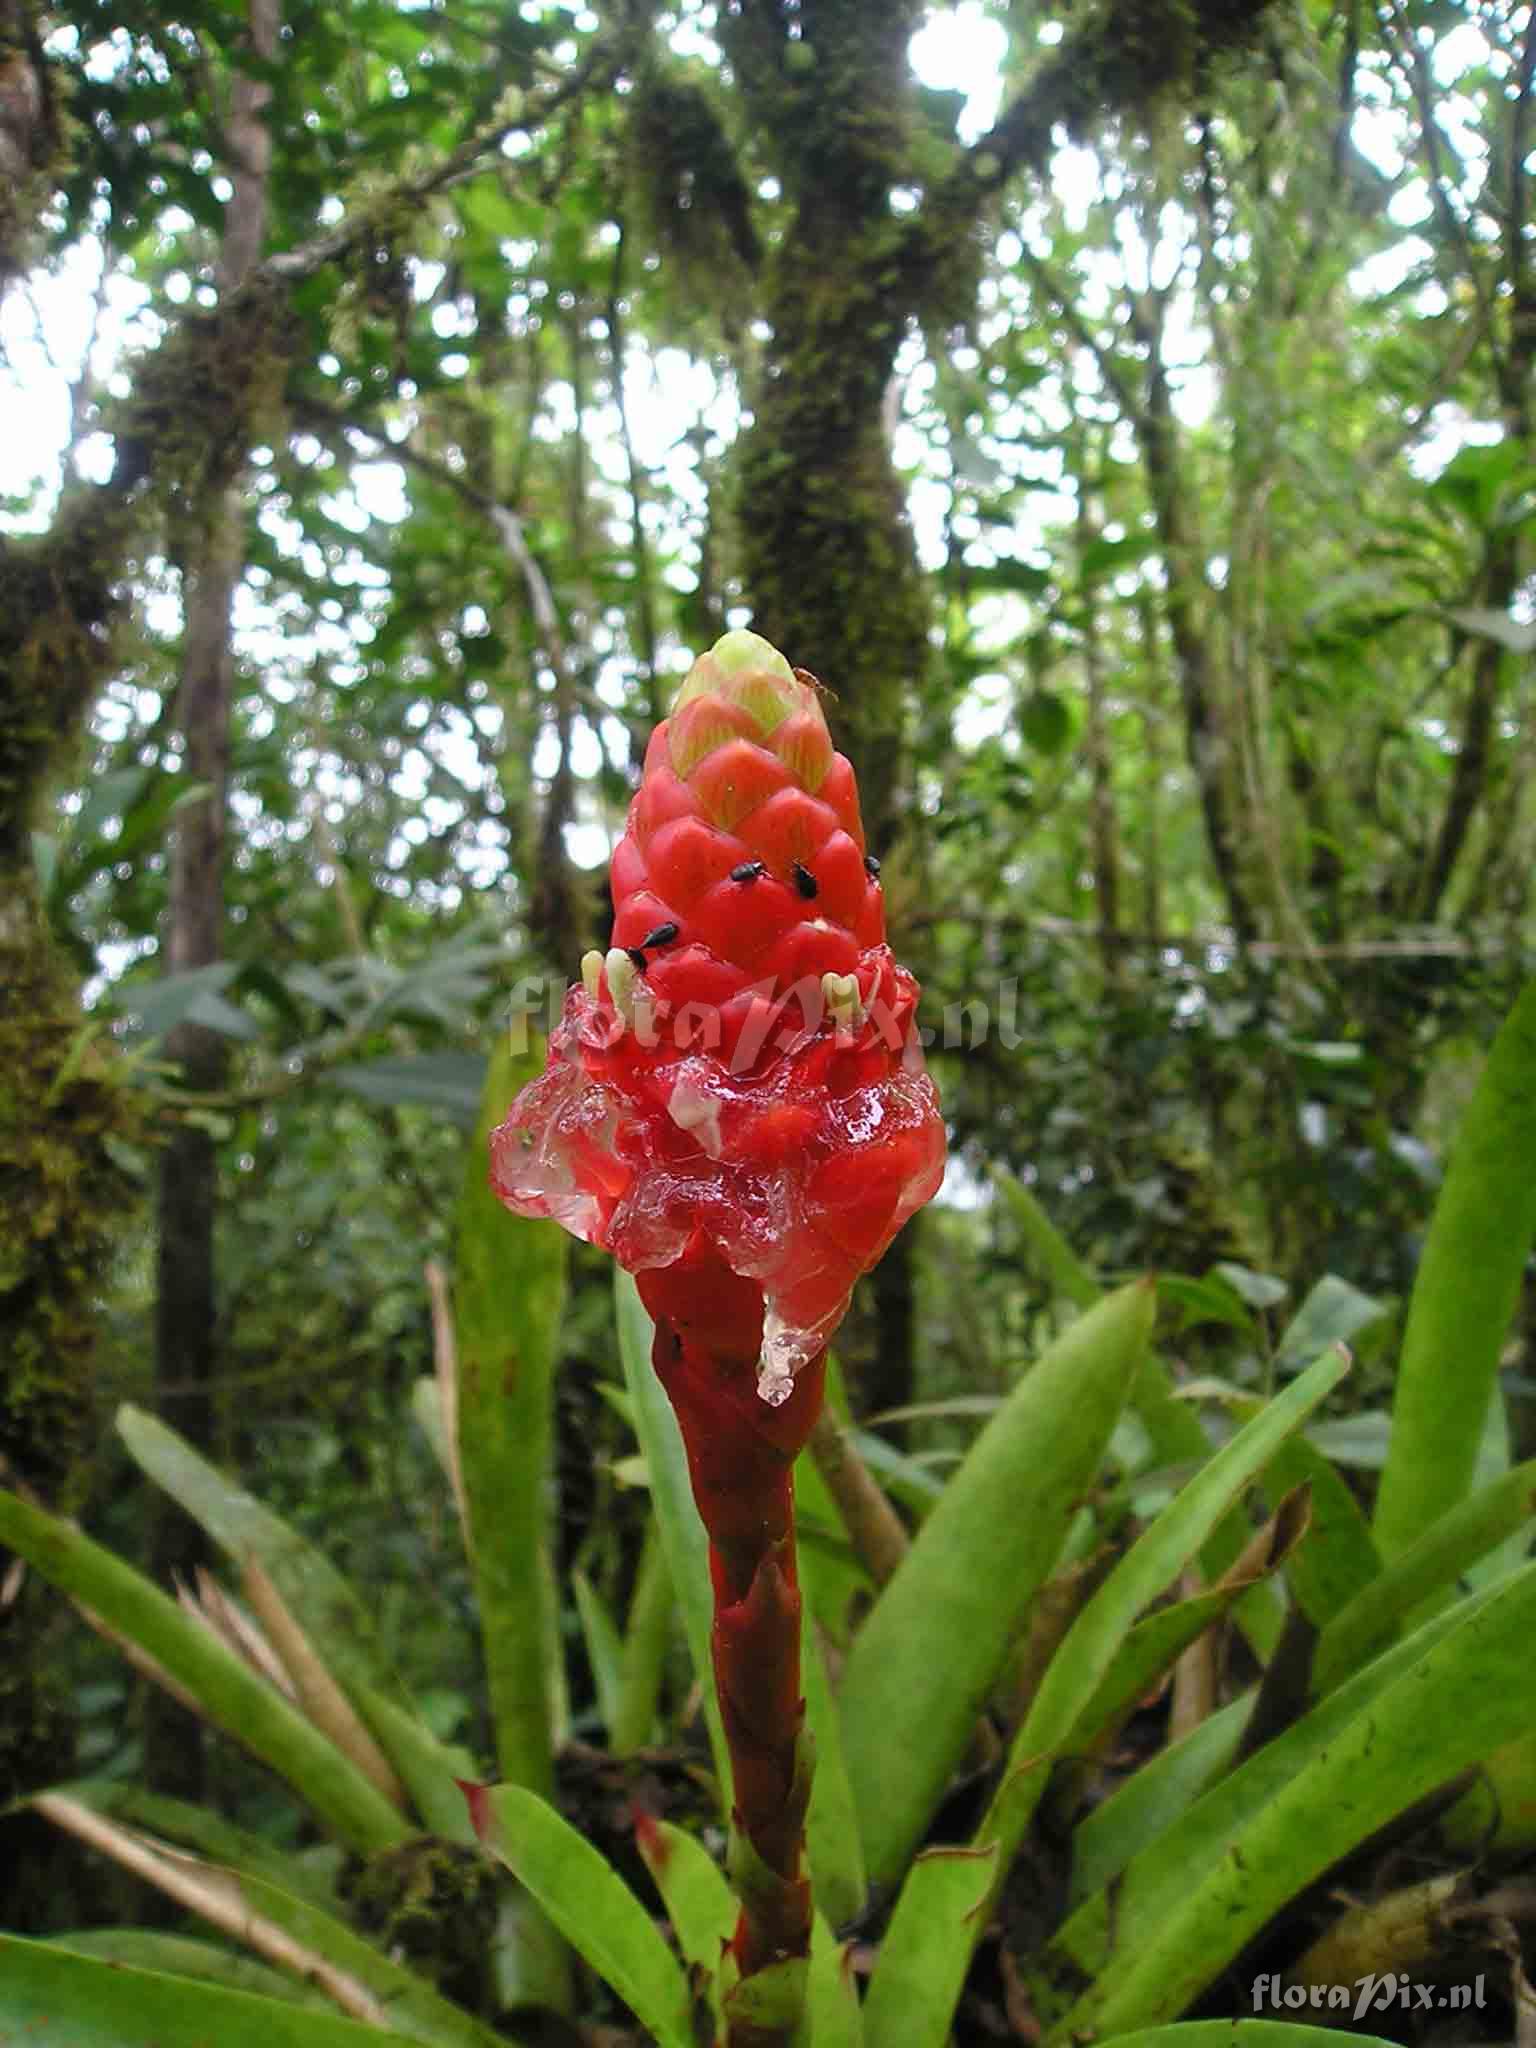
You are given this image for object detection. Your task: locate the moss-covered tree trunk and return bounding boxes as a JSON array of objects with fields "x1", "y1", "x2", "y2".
[
  {"x1": 0, "y1": 14, "x2": 147, "y2": 1870},
  {"x1": 721, "y1": 0, "x2": 930, "y2": 866},
  {"x1": 0, "y1": 488, "x2": 147, "y2": 1933},
  {"x1": 714, "y1": 0, "x2": 932, "y2": 1416}
]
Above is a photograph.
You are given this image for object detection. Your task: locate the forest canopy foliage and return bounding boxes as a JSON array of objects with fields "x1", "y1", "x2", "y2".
[{"x1": 0, "y1": 0, "x2": 1534, "y2": 2035}]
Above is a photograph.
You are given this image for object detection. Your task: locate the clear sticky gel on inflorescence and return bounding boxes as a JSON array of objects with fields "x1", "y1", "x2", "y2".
[{"x1": 491, "y1": 974, "x2": 944, "y2": 1405}]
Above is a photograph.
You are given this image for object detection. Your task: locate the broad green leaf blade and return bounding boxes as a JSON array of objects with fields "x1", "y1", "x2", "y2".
[
  {"x1": 860, "y1": 1848, "x2": 998, "y2": 2048},
  {"x1": 1313, "y1": 1457, "x2": 1536, "y2": 1695},
  {"x1": 1465, "y1": 1377, "x2": 1529, "y2": 1589},
  {"x1": 1073, "y1": 1588, "x2": 1250, "y2": 1753},
  {"x1": 1047, "y1": 1562, "x2": 1536, "y2": 2040},
  {"x1": 866, "y1": 1348, "x2": 1349, "y2": 2048},
  {"x1": 1072, "y1": 1475, "x2": 1309, "y2": 1746},
  {"x1": 1373, "y1": 979, "x2": 1536, "y2": 1558},
  {"x1": 801, "y1": 1602, "x2": 867, "y2": 1929},
  {"x1": 354, "y1": 1689, "x2": 481, "y2": 1845},
  {"x1": 0, "y1": 1490, "x2": 408, "y2": 1855},
  {"x1": 995, "y1": 1189, "x2": 1284, "y2": 1661},
  {"x1": 633, "y1": 1816, "x2": 735, "y2": 1976},
  {"x1": 1252, "y1": 1426, "x2": 1380, "y2": 1626},
  {"x1": 455, "y1": 1038, "x2": 567, "y2": 1795},
  {"x1": 839, "y1": 1282, "x2": 1154, "y2": 1888},
  {"x1": 1126, "y1": 1360, "x2": 1285, "y2": 1661},
  {"x1": 1271, "y1": 1274, "x2": 1387, "y2": 1377},
  {"x1": 0, "y1": 1935, "x2": 409, "y2": 2048},
  {"x1": 44, "y1": 1931, "x2": 332, "y2": 2007},
  {"x1": 799, "y1": 1911, "x2": 865, "y2": 2048},
  {"x1": 115, "y1": 1404, "x2": 409, "y2": 1712},
  {"x1": 615, "y1": 1268, "x2": 731, "y2": 1801},
  {"x1": 1094, "y1": 2027, "x2": 1408, "y2": 2047},
  {"x1": 995, "y1": 1171, "x2": 1099, "y2": 1308},
  {"x1": 1067, "y1": 1695, "x2": 1250, "y2": 1907},
  {"x1": 1045, "y1": 1588, "x2": 1502, "y2": 2002},
  {"x1": 997, "y1": 1170, "x2": 1298, "y2": 1596},
  {"x1": 472, "y1": 1784, "x2": 696, "y2": 2048}
]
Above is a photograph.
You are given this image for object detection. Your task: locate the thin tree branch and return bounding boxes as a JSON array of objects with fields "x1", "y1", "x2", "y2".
[{"x1": 260, "y1": 38, "x2": 623, "y2": 287}]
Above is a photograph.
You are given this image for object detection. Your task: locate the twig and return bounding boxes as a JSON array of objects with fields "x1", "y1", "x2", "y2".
[
  {"x1": 807, "y1": 1410, "x2": 909, "y2": 1587},
  {"x1": 33, "y1": 1795, "x2": 389, "y2": 2025},
  {"x1": 260, "y1": 40, "x2": 623, "y2": 287}
]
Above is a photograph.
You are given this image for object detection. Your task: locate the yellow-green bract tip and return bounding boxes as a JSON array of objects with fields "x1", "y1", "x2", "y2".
[
  {"x1": 670, "y1": 629, "x2": 805, "y2": 741},
  {"x1": 709, "y1": 629, "x2": 794, "y2": 680}
]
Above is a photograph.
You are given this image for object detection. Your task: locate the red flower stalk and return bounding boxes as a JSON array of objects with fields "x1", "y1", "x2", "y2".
[{"x1": 491, "y1": 631, "x2": 945, "y2": 2035}]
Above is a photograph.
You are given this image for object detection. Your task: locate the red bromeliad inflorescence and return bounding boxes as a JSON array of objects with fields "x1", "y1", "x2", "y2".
[
  {"x1": 491, "y1": 629, "x2": 945, "y2": 1403},
  {"x1": 491, "y1": 630, "x2": 945, "y2": 2018}
]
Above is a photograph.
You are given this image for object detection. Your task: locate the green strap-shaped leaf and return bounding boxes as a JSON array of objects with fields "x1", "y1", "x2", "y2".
[
  {"x1": 1465, "y1": 1372, "x2": 1530, "y2": 1589},
  {"x1": 863, "y1": 1346, "x2": 1350, "y2": 2048},
  {"x1": 352, "y1": 1689, "x2": 481, "y2": 1845},
  {"x1": 1373, "y1": 979, "x2": 1536, "y2": 1558},
  {"x1": 473, "y1": 1784, "x2": 696, "y2": 2048},
  {"x1": 116, "y1": 1402, "x2": 483, "y2": 1838},
  {"x1": 1253, "y1": 1427, "x2": 1381, "y2": 1625},
  {"x1": 0, "y1": 1490, "x2": 408, "y2": 1855},
  {"x1": 455, "y1": 1037, "x2": 568, "y2": 1796},
  {"x1": 24, "y1": 1781, "x2": 342, "y2": 1911},
  {"x1": 0, "y1": 1935, "x2": 409, "y2": 2048},
  {"x1": 614, "y1": 1267, "x2": 732, "y2": 1801},
  {"x1": 839, "y1": 1282, "x2": 1154, "y2": 1890},
  {"x1": 1048, "y1": 1559, "x2": 1536, "y2": 2041},
  {"x1": 1072, "y1": 1586, "x2": 1256, "y2": 1753},
  {"x1": 1042, "y1": 1586, "x2": 1502, "y2": 2007},
  {"x1": 571, "y1": 1569, "x2": 626, "y2": 1738},
  {"x1": 43, "y1": 1931, "x2": 332, "y2": 2008},
  {"x1": 611, "y1": 1518, "x2": 673, "y2": 1755},
  {"x1": 800, "y1": 1909, "x2": 865, "y2": 2048},
  {"x1": 115, "y1": 1404, "x2": 408, "y2": 1712},
  {"x1": 998, "y1": 1176, "x2": 1284, "y2": 1656},
  {"x1": 1067, "y1": 1694, "x2": 1250, "y2": 1908},
  {"x1": 1093, "y1": 2026, "x2": 1408, "y2": 2048},
  {"x1": 1315, "y1": 1456, "x2": 1536, "y2": 1694},
  {"x1": 994, "y1": 1172, "x2": 1098, "y2": 1308},
  {"x1": 801, "y1": 1602, "x2": 868, "y2": 1929},
  {"x1": 634, "y1": 1816, "x2": 735, "y2": 1977},
  {"x1": 858, "y1": 1846, "x2": 999, "y2": 2048},
  {"x1": 34, "y1": 1799, "x2": 516, "y2": 2048},
  {"x1": 1021, "y1": 1346, "x2": 1335, "y2": 1780}
]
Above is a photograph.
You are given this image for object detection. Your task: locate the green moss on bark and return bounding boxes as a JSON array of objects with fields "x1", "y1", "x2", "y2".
[
  {"x1": 0, "y1": 876, "x2": 144, "y2": 1503},
  {"x1": 339, "y1": 1838, "x2": 500, "y2": 2011},
  {"x1": 0, "y1": 283, "x2": 288, "y2": 1508},
  {"x1": 721, "y1": 1, "x2": 932, "y2": 856}
]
